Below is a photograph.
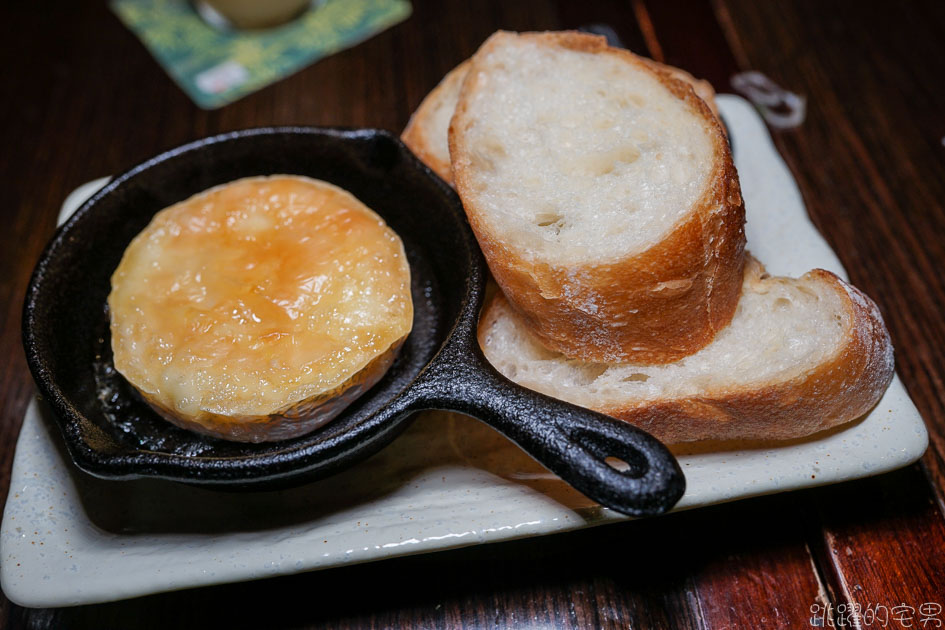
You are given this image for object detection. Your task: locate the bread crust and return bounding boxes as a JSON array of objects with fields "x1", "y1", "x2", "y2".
[
  {"x1": 450, "y1": 31, "x2": 745, "y2": 364},
  {"x1": 401, "y1": 60, "x2": 471, "y2": 185},
  {"x1": 637, "y1": 58, "x2": 720, "y2": 120},
  {"x1": 478, "y1": 267, "x2": 895, "y2": 444}
]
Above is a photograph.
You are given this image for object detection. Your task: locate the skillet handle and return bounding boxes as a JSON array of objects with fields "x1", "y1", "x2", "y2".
[{"x1": 410, "y1": 351, "x2": 686, "y2": 517}]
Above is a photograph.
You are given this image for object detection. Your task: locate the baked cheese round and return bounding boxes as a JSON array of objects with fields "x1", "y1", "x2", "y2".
[{"x1": 108, "y1": 175, "x2": 413, "y2": 442}]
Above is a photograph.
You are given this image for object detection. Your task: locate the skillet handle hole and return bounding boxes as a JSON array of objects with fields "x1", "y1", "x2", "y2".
[
  {"x1": 570, "y1": 428, "x2": 648, "y2": 478},
  {"x1": 604, "y1": 456, "x2": 631, "y2": 472}
]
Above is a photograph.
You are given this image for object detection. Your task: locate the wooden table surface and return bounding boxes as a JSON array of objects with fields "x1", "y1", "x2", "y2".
[{"x1": 3, "y1": 1, "x2": 945, "y2": 627}]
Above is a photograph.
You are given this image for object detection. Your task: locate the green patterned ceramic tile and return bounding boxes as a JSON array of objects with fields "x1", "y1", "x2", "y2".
[{"x1": 111, "y1": 0, "x2": 411, "y2": 109}]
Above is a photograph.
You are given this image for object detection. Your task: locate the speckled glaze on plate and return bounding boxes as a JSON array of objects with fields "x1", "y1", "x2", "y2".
[{"x1": 0, "y1": 96, "x2": 928, "y2": 607}]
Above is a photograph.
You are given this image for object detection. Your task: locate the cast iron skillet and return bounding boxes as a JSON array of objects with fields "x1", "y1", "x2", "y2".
[{"x1": 23, "y1": 128, "x2": 685, "y2": 517}]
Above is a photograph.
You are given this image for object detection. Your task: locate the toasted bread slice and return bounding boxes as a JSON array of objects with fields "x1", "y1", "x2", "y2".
[
  {"x1": 450, "y1": 31, "x2": 745, "y2": 364},
  {"x1": 401, "y1": 53, "x2": 719, "y2": 186},
  {"x1": 478, "y1": 257, "x2": 895, "y2": 444}
]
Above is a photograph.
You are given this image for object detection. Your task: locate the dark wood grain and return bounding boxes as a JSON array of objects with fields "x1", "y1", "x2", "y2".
[
  {"x1": 719, "y1": 0, "x2": 945, "y2": 511},
  {"x1": 809, "y1": 467, "x2": 945, "y2": 628},
  {"x1": 2, "y1": 0, "x2": 945, "y2": 627},
  {"x1": 715, "y1": 1, "x2": 945, "y2": 624}
]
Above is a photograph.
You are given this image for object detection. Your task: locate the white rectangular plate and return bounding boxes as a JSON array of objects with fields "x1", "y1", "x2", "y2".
[{"x1": 1, "y1": 95, "x2": 928, "y2": 607}]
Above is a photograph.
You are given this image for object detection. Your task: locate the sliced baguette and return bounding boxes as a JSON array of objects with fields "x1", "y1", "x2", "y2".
[
  {"x1": 450, "y1": 31, "x2": 745, "y2": 364},
  {"x1": 402, "y1": 60, "x2": 471, "y2": 185},
  {"x1": 401, "y1": 53, "x2": 719, "y2": 186},
  {"x1": 478, "y1": 257, "x2": 895, "y2": 444}
]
